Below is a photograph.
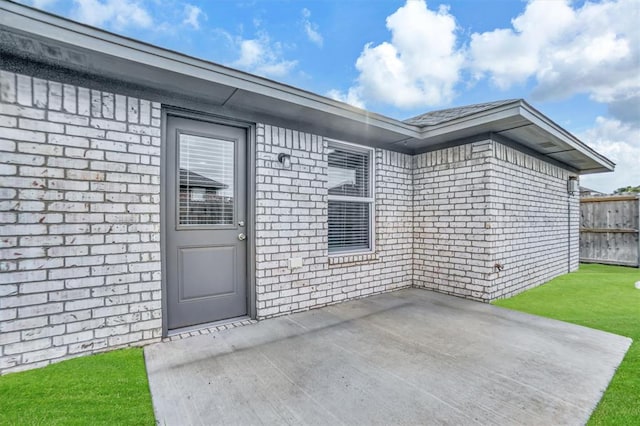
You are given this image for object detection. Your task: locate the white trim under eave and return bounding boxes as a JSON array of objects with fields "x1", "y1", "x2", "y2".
[
  {"x1": 517, "y1": 102, "x2": 615, "y2": 171},
  {"x1": 416, "y1": 100, "x2": 614, "y2": 173}
]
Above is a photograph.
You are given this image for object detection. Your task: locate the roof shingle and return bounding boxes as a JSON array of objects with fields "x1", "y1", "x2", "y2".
[{"x1": 404, "y1": 99, "x2": 520, "y2": 126}]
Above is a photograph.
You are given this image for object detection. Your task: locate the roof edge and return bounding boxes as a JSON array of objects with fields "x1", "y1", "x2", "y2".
[
  {"x1": 403, "y1": 99, "x2": 521, "y2": 126},
  {"x1": 417, "y1": 100, "x2": 524, "y2": 136},
  {"x1": 417, "y1": 100, "x2": 614, "y2": 172},
  {"x1": 517, "y1": 100, "x2": 615, "y2": 171},
  {"x1": 0, "y1": 1, "x2": 419, "y2": 138}
]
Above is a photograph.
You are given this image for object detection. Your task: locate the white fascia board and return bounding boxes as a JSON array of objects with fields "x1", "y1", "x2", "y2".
[
  {"x1": 0, "y1": 1, "x2": 420, "y2": 139},
  {"x1": 417, "y1": 101, "x2": 525, "y2": 138},
  {"x1": 417, "y1": 100, "x2": 614, "y2": 173},
  {"x1": 517, "y1": 102, "x2": 615, "y2": 172}
]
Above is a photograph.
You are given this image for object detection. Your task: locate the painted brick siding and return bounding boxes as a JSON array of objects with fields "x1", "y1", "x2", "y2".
[
  {"x1": 0, "y1": 72, "x2": 582, "y2": 374},
  {"x1": 488, "y1": 142, "x2": 579, "y2": 299},
  {"x1": 413, "y1": 141, "x2": 495, "y2": 300},
  {"x1": 412, "y1": 139, "x2": 579, "y2": 301},
  {"x1": 0, "y1": 71, "x2": 162, "y2": 373},
  {"x1": 254, "y1": 125, "x2": 413, "y2": 318}
]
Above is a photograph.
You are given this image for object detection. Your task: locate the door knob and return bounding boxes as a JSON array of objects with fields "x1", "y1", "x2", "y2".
[{"x1": 238, "y1": 233, "x2": 246, "y2": 241}]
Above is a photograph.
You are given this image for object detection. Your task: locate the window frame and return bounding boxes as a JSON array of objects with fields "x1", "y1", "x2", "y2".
[{"x1": 326, "y1": 138, "x2": 376, "y2": 255}]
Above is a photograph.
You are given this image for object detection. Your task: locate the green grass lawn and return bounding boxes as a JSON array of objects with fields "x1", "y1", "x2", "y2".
[
  {"x1": 494, "y1": 263, "x2": 640, "y2": 425},
  {"x1": 0, "y1": 348, "x2": 155, "y2": 425}
]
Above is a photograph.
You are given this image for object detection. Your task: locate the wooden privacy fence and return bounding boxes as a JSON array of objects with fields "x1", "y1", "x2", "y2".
[{"x1": 580, "y1": 195, "x2": 640, "y2": 267}]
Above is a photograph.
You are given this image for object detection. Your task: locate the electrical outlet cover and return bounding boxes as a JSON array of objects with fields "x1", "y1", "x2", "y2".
[{"x1": 289, "y1": 257, "x2": 303, "y2": 269}]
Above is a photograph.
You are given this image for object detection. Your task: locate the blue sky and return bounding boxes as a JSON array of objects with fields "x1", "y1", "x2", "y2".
[{"x1": 24, "y1": 0, "x2": 640, "y2": 193}]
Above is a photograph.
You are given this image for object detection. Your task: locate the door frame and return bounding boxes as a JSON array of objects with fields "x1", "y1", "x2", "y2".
[{"x1": 160, "y1": 107, "x2": 257, "y2": 336}]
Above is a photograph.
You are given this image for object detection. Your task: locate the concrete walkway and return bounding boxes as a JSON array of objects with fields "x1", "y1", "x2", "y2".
[{"x1": 145, "y1": 288, "x2": 630, "y2": 426}]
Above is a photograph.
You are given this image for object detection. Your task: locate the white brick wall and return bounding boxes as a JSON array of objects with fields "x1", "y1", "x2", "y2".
[
  {"x1": 413, "y1": 140, "x2": 579, "y2": 301},
  {"x1": 0, "y1": 70, "x2": 581, "y2": 374},
  {"x1": 488, "y1": 142, "x2": 579, "y2": 299},
  {"x1": 413, "y1": 141, "x2": 495, "y2": 300},
  {"x1": 0, "y1": 71, "x2": 162, "y2": 373},
  {"x1": 254, "y1": 125, "x2": 413, "y2": 318}
]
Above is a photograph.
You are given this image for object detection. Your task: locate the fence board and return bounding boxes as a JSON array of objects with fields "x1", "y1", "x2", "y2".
[{"x1": 579, "y1": 195, "x2": 639, "y2": 267}]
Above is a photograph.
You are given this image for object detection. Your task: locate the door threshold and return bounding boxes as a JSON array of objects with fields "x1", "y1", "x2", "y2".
[{"x1": 165, "y1": 316, "x2": 256, "y2": 340}]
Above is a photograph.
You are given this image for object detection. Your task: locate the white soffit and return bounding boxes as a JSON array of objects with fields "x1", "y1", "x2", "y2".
[{"x1": 410, "y1": 101, "x2": 614, "y2": 173}]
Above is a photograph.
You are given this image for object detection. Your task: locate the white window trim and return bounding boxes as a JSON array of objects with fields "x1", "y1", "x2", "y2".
[{"x1": 326, "y1": 138, "x2": 375, "y2": 256}]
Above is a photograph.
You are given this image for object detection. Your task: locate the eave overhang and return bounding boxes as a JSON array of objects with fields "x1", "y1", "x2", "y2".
[
  {"x1": 0, "y1": 1, "x2": 614, "y2": 174},
  {"x1": 397, "y1": 100, "x2": 615, "y2": 173}
]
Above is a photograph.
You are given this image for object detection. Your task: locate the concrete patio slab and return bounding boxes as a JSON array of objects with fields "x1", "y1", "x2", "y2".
[{"x1": 145, "y1": 289, "x2": 631, "y2": 425}]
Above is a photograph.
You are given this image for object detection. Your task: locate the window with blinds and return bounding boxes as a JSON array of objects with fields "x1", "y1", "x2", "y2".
[
  {"x1": 327, "y1": 140, "x2": 374, "y2": 254},
  {"x1": 178, "y1": 133, "x2": 235, "y2": 226}
]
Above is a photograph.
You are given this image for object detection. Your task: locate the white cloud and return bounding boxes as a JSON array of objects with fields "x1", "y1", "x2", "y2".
[
  {"x1": 469, "y1": 0, "x2": 573, "y2": 89},
  {"x1": 329, "y1": 0, "x2": 464, "y2": 109},
  {"x1": 232, "y1": 33, "x2": 297, "y2": 78},
  {"x1": 326, "y1": 88, "x2": 365, "y2": 109},
  {"x1": 470, "y1": 0, "x2": 640, "y2": 125},
  {"x1": 71, "y1": 0, "x2": 152, "y2": 30},
  {"x1": 579, "y1": 117, "x2": 640, "y2": 193},
  {"x1": 183, "y1": 4, "x2": 205, "y2": 30},
  {"x1": 301, "y1": 8, "x2": 323, "y2": 47}
]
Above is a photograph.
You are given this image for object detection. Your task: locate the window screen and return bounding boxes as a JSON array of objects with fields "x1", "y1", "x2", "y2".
[
  {"x1": 327, "y1": 141, "x2": 374, "y2": 253},
  {"x1": 178, "y1": 134, "x2": 234, "y2": 225}
]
